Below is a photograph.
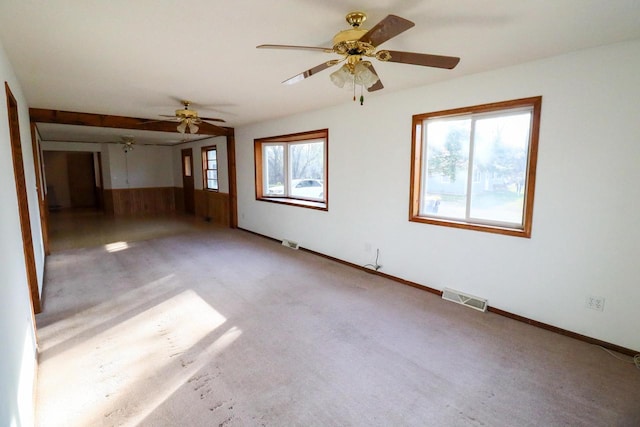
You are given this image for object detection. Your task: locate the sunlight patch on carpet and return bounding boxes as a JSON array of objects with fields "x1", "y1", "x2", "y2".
[
  {"x1": 36, "y1": 288, "x2": 232, "y2": 426},
  {"x1": 104, "y1": 241, "x2": 130, "y2": 253}
]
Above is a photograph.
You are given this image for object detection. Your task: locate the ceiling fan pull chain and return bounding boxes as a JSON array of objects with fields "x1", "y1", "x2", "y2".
[
  {"x1": 360, "y1": 84, "x2": 364, "y2": 105},
  {"x1": 353, "y1": 74, "x2": 356, "y2": 101}
]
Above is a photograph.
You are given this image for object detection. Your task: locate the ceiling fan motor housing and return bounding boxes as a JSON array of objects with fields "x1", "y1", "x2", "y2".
[
  {"x1": 333, "y1": 31, "x2": 375, "y2": 60},
  {"x1": 175, "y1": 108, "x2": 198, "y2": 119},
  {"x1": 333, "y1": 12, "x2": 375, "y2": 59}
]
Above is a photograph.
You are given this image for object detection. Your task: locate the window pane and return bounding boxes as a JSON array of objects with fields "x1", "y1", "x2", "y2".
[
  {"x1": 469, "y1": 112, "x2": 531, "y2": 224},
  {"x1": 264, "y1": 144, "x2": 284, "y2": 195},
  {"x1": 289, "y1": 141, "x2": 324, "y2": 200},
  {"x1": 207, "y1": 179, "x2": 218, "y2": 190},
  {"x1": 207, "y1": 149, "x2": 216, "y2": 160},
  {"x1": 184, "y1": 155, "x2": 192, "y2": 177},
  {"x1": 423, "y1": 119, "x2": 471, "y2": 219},
  {"x1": 207, "y1": 170, "x2": 217, "y2": 180}
]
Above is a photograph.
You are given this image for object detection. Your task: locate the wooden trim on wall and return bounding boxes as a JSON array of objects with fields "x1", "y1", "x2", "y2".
[
  {"x1": 29, "y1": 122, "x2": 50, "y2": 255},
  {"x1": 485, "y1": 306, "x2": 638, "y2": 357},
  {"x1": 6, "y1": 82, "x2": 41, "y2": 314},
  {"x1": 29, "y1": 108, "x2": 231, "y2": 136},
  {"x1": 103, "y1": 187, "x2": 176, "y2": 215},
  {"x1": 173, "y1": 187, "x2": 185, "y2": 213},
  {"x1": 181, "y1": 148, "x2": 195, "y2": 214},
  {"x1": 195, "y1": 189, "x2": 230, "y2": 226},
  {"x1": 238, "y1": 226, "x2": 639, "y2": 357},
  {"x1": 226, "y1": 130, "x2": 238, "y2": 228}
]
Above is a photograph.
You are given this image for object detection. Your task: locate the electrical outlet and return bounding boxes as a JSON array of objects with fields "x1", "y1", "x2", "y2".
[{"x1": 585, "y1": 295, "x2": 605, "y2": 311}]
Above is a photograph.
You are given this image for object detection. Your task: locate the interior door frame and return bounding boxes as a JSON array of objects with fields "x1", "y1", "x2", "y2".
[
  {"x1": 96, "y1": 151, "x2": 104, "y2": 210},
  {"x1": 181, "y1": 148, "x2": 195, "y2": 214},
  {"x1": 30, "y1": 122, "x2": 50, "y2": 255},
  {"x1": 6, "y1": 82, "x2": 41, "y2": 314}
]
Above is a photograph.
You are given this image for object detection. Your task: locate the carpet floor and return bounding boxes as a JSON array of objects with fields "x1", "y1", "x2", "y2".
[{"x1": 36, "y1": 213, "x2": 640, "y2": 426}]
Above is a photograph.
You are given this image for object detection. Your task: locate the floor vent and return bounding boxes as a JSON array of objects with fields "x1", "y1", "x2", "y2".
[
  {"x1": 442, "y1": 287, "x2": 488, "y2": 312},
  {"x1": 282, "y1": 239, "x2": 299, "y2": 250}
]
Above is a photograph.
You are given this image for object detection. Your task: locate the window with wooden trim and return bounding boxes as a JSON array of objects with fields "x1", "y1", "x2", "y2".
[
  {"x1": 254, "y1": 129, "x2": 328, "y2": 210},
  {"x1": 410, "y1": 97, "x2": 541, "y2": 237},
  {"x1": 202, "y1": 146, "x2": 218, "y2": 191}
]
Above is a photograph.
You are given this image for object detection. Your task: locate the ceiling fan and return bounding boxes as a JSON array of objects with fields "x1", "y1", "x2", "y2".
[
  {"x1": 257, "y1": 11, "x2": 460, "y2": 104},
  {"x1": 154, "y1": 100, "x2": 227, "y2": 134},
  {"x1": 120, "y1": 136, "x2": 136, "y2": 152}
]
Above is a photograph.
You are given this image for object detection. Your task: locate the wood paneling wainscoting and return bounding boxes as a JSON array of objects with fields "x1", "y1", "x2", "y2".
[
  {"x1": 104, "y1": 187, "x2": 176, "y2": 215},
  {"x1": 102, "y1": 187, "x2": 229, "y2": 225},
  {"x1": 173, "y1": 187, "x2": 185, "y2": 213},
  {"x1": 194, "y1": 190, "x2": 230, "y2": 226}
]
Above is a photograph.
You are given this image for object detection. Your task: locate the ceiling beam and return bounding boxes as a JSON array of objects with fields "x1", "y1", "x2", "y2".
[{"x1": 29, "y1": 108, "x2": 231, "y2": 136}]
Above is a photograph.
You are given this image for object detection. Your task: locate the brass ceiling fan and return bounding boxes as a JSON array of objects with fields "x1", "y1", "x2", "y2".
[
  {"x1": 154, "y1": 100, "x2": 226, "y2": 134},
  {"x1": 257, "y1": 12, "x2": 460, "y2": 104}
]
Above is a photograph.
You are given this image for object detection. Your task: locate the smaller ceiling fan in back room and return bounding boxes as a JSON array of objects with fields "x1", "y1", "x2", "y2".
[
  {"x1": 257, "y1": 11, "x2": 460, "y2": 105},
  {"x1": 147, "y1": 100, "x2": 227, "y2": 134}
]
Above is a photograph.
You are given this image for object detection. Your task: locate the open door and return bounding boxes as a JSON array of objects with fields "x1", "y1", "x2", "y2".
[
  {"x1": 181, "y1": 148, "x2": 195, "y2": 214},
  {"x1": 67, "y1": 152, "x2": 98, "y2": 209},
  {"x1": 6, "y1": 82, "x2": 41, "y2": 313}
]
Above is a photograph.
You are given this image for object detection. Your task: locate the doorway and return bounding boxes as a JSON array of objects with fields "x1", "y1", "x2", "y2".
[
  {"x1": 182, "y1": 148, "x2": 195, "y2": 214},
  {"x1": 43, "y1": 151, "x2": 99, "y2": 211},
  {"x1": 5, "y1": 82, "x2": 41, "y2": 313}
]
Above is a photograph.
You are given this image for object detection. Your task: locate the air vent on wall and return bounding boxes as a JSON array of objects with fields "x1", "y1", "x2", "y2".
[
  {"x1": 442, "y1": 287, "x2": 488, "y2": 312},
  {"x1": 282, "y1": 239, "x2": 299, "y2": 250}
]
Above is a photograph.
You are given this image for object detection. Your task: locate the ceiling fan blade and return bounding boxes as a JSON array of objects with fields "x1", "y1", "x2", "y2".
[
  {"x1": 366, "y1": 64, "x2": 384, "y2": 92},
  {"x1": 358, "y1": 15, "x2": 414, "y2": 47},
  {"x1": 159, "y1": 115, "x2": 180, "y2": 120},
  {"x1": 283, "y1": 61, "x2": 337, "y2": 85},
  {"x1": 257, "y1": 44, "x2": 334, "y2": 53},
  {"x1": 137, "y1": 119, "x2": 170, "y2": 125},
  {"x1": 383, "y1": 50, "x2": 460, "y2": 69},
  {"x1": 199, "y1": 116, "x2": 226, "y2": 123}
]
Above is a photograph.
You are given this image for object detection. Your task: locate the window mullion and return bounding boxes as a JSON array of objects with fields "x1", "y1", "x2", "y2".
[
  {"x1": 465, "y1": 117, "x2": 477, "y2": 220},
  {"x1": 421, "y1": 123, "x2": 430, "y2": 215},
  {"x1": 262, "y1": 145, "x2": 270, "y2": 195},
  {"x1": 283, "y1": 143, "x2": 290, "y2": 197}
]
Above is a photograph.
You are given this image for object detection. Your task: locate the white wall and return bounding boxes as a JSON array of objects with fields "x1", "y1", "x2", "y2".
[
  {"x1": 104, "y1": 144, "x2": 174, "y2": 189},
  {"x1": 236, "y1": 39, "x2": 640, "y2": 352},
  {"x1": 172, "y1": 136, "x2": 229, "y2": 193},
  {"x1": 0, "y1": 39, "x2": 41, "y2": 427},
  {"x1": 41, "y1": 141, "x2": 175, "y2": 190}
]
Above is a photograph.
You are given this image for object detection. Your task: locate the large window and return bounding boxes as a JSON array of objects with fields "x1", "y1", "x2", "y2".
[
  {"x1": 202, "y1": 146, "x2": 218, "y2": 191},
  {"x1": 254, "y1": 129, "x2": 328, "y2": 210},
  {"x1": 410, "y1": 97, "x2": 541, "y2": 237}
]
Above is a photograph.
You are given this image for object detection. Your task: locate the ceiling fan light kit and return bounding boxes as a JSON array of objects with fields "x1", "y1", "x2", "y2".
[
  {"x1": 330, "y1": 60, "x2": 379, "y2": 89},
  {"x1": 257, "y1": 11, "x2": 460, "y2": 105},
  {"x1": 176, "y1": 118, "x2": 199, "y2": 134},
  {"x1": 121, "y1": 136, "x2": 135, "y2": 152}
]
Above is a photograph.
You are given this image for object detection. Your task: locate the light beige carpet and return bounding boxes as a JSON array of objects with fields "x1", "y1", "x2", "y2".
[{"x1": 36, "y1": 216, "x2": 640, "y2": 426}]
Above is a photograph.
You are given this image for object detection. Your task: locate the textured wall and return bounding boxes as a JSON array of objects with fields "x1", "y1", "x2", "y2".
[
  {"x1": 236, "y1": 39, "x2": 640, "y2": 351},
  {"x1": 0, "y1": 39, "x2": 41, "y2": 427}
]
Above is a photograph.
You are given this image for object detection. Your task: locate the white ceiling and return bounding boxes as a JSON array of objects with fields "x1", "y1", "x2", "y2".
[
  {"x1": 35, "y1": 123, "x2": 217, "y2": 146},
  {"x1": 1, "y1": 1, "x2": 639, "y2": 143}
]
